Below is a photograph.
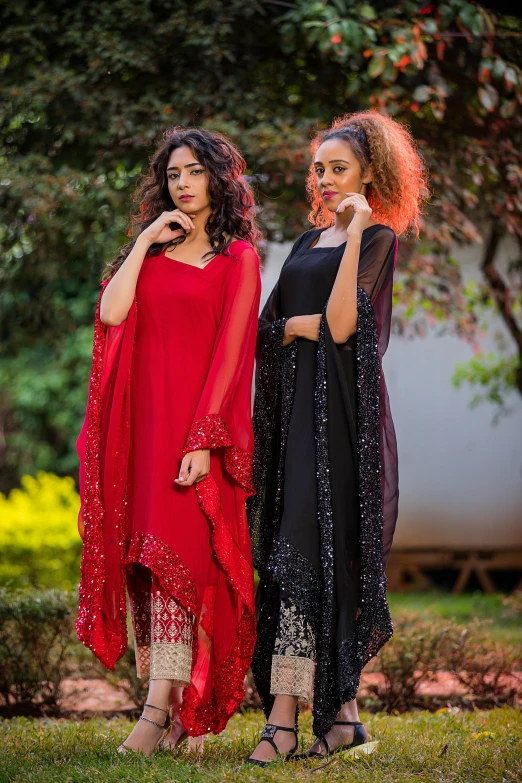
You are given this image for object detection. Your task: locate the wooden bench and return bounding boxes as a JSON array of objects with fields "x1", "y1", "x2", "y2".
[{"x1": 385, "y1": 548, "x2": 522, "y2": 594}]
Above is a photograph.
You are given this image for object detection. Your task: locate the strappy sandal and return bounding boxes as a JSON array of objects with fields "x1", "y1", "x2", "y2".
[
  {"x1": 118, "y1": 703, "x2": 171, "y2": 754},
  {"x1": 293, "y1": 720, "x2": 369, "y2": 760},
  {"x1": 245, "y1": 723, "x2": 299, "y2": 768},
  {"x1": 159, "y1": 704, "x2": 189, "y2": 752}
]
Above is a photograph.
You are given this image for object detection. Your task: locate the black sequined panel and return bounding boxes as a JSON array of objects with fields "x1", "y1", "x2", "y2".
[
  {"x1": 268, "y1": 535, "x2": 321, "y2": 638},
  {"x1": 249, "y1": 320, "x2": 300, "y2": 717},
  {"x1": 311, "y1": 306, "x2": 338, "y2": 737},
  {"x1": 248, "y1": 318, "x2": 290, "y2": 572},
  {"x1": 336, "y1": 286, "x2": 393, "y2": 703}
]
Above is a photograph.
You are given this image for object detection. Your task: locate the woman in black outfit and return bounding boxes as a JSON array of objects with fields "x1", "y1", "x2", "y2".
[{"x1": 247, "y1": 111, "x2": 428, "y2": 766}]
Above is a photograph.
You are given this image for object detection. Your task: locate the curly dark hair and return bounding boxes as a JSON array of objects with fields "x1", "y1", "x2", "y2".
[{"x1": 104, "y1": 126, "x2": 261, "y2": 279}]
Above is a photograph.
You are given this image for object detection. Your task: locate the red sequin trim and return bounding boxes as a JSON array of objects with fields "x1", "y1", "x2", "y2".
[
  {"x1": 183, "y1": 413, "x2": 255, "y2": 496},
  {"x1": 75, "y1": 291, "x2": 128, "y2": 670},
  {"x1": 180, "y1": 413, "x2": 256, "y2": 734},
  {"x1": 126, "y1": 533, "x2": 199, "y2": 615}
]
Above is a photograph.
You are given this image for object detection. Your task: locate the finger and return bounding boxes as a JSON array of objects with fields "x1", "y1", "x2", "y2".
[
  {"x1": 173, "y1": 210, "x2": 196, "y2": 230},
  {"x1": 336, "y1": 198, "x2": 356, "y2": 213},
  {"x1": 183, "y1": 468, "x2": 200, "y2": 487},
  {"x1": 176, "y1": 455, "x2": 191, "y2": 483},
  {"x1": 164, "y1": 210, "x2": 192, "y2": 231}
]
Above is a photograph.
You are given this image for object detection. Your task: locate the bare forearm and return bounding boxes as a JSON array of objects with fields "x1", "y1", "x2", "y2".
[
  {"x1": 326, "y1": 232, "x2": 361, "y2": 343},
  {"x1": 100, "y1": 234, "x2": 151, "y2": 325}
]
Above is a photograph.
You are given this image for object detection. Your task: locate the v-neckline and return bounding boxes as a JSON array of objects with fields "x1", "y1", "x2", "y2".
[
  {"x1": 161, "y1": 249, "x2": 221, "y2": 272},
  {"x1": 161, "y1": 239, "x2": 241, "y2": 273}
]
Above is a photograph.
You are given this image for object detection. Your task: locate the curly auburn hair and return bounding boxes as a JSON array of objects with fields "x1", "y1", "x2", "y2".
[
  {"x1": 104, "y1": 126, "x2": 261, "y2": 279},
  {"x1": 306, "y1": 111, "x2": 429, "y2": 236}
]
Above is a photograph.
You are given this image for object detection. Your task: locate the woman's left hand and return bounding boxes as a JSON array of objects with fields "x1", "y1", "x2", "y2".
[
  {"x1": 336, "y1": 192, "x2": 372, "y2": 236},
  {"x1": 175, "y1": 449, "x2": 210, "y2": 487}
]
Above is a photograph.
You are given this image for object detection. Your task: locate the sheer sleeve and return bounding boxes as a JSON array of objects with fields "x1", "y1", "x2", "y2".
[
  {"x1": 357, "y1": 226, "x2": 399, "y2": 568},
  {"x1": 358, "y1": 226, "x2": 397, "y2": 356},
  {"x1": 182, "y1": 242, "x2": 261, "y2": 487}
]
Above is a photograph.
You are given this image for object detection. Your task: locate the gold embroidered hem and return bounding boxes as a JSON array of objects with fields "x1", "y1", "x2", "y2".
[
  {"x1": 128, "y1": 565, "x2": 193, "y2": 682},
  {"x1": 270, "y1": 654, "x2": 315, "y2": 703},
  {"x1": 150, "y1": 641, "x2": 192, "y2": 682}
]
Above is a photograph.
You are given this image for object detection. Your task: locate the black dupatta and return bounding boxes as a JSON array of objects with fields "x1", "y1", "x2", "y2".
[{"x1": 247, "y1": 228, "x2": 398, "y2": 737}]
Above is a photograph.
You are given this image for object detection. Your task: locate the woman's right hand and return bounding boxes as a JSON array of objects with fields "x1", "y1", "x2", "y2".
[
  {"x1": 283, "y1": 314, "x2": 322, "y2": 345},
  {"x1": 141, "y1": 210, "x2": 196, "y2": 246}
]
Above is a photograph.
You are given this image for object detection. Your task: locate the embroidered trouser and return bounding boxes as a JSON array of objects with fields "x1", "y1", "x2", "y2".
[
  {"x1": 270, "y1": 590, "x2": 316, "y2": 703},
  {"x1": 128, "y1": 565, "x2": 193, "y2": 684}
]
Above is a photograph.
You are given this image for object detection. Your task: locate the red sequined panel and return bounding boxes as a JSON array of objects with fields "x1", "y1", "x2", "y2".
[
  {"x1": 127, "y1": 533, "x2": 199, "y2": 616},
  {"x1": 183, "y1": 413, "x2": 254, "y2": 496},
  {"x1": 76, "y1": 291, "x2": 127, "y2": 669}
]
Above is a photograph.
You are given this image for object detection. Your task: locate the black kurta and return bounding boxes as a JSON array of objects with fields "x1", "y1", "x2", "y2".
[{"x1": 248, "y1": 224, "x2": 399, "y2": 737}]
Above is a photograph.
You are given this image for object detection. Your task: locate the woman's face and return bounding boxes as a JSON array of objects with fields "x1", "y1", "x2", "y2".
[
  {"x1": 166, "y1": 145, "x2": 211, "y2": 214},
  {"x1": 314, "y1": 138, "x2": 371, "y2": 214}
]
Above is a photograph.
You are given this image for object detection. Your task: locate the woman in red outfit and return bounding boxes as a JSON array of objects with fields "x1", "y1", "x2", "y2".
[{"x1": 76, "y1": 127, "x2": 261, "y2": 755}]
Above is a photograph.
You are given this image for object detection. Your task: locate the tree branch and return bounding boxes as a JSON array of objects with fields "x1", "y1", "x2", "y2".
[
  {"x1": 481, "y1": 225, "x2": 522, "y2": 394},
  {"x1": 481, "y1": 227, "x2": 522, "y2": 352}
]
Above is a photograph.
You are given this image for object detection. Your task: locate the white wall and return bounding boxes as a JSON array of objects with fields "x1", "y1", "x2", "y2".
[{"x1": 261, "y1": 240, "x2": 522, "y2": 549}]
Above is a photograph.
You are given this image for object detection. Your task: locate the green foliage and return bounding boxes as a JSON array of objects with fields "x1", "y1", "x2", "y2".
[
  {"x1": 0, "y1": 472, "x2": 81, "y2": 589},
  {"x1": 367, "y1": 612, "x2": 521, "y2": 712},
  {"x1": 1, "y1": 0, "x2": 521, "y2": 488},
  {"x1": 0, "y1": 586, "x2": 76, "y2": 712},
  {"x1": 452, "y1": 352, "x2": 521, "y2": 420}
]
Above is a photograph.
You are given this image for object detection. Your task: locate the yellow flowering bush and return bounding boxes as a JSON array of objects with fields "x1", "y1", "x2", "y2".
[{"x1": 0, "y1": 472, "x2": 81, "y2": 589}]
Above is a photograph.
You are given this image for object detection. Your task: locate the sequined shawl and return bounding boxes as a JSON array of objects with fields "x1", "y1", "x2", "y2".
[{"x1": 247, "y1": 228, "x2": 398, "y2": 737}]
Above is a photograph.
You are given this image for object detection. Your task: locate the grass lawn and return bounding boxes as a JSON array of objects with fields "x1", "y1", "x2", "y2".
[
  {"x1": 388, "y1": 591, "x2": 521, "y2": 645},
  {"x1": 1, "y1": 708, "x2": 521, "y2": 783}
]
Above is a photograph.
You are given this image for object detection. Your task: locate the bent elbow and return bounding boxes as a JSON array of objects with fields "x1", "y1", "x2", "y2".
[
  {"x1": 331, "y1": 321, "x2": 358, "y2": 344},
  {"x1": 99, "y1": 307, "x2": 126, "y2": 327}
]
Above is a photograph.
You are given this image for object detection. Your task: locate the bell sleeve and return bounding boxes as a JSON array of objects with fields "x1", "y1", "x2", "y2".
[
  {"x1": 357, "y1": 225, "x2": 399, "y2": 568},
  {"x1": 181, "y1": 242, "x2": 261, "y2": 492}
]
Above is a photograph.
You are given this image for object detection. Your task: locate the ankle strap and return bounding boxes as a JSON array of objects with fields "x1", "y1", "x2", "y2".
[
  {"x1": 261, "y1": 723, "x2": 297, "y2": 738},
  {"x1": 144, "y1": 702, "x2": 168, "y2": 714},
  {"x1": 334, "y1": 720, "x2": 363, "y2": 726}
]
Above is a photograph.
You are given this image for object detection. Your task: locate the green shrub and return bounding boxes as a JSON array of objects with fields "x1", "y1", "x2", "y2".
[
  {"x1": 0, "y1": 586, "x2": 77, "y2": 713},
  {"x1": 364, "y1": 613, "x2": 458, "y2": 712},
  {"x1": 364, "y1": 613, "x2": 521, "y2": 712},
  {"x1": 444, "y1": 621, "x2": 522, "y2": 703},
  {"x1": 0, "y1": 472, "x2": 81, "y2": 589}
]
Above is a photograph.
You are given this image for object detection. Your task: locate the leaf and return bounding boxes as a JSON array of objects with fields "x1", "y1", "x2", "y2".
[
  {"x1": 477, "y1": 84, "x2": 499, "y2": 111},
  {"x1": 359, "y1": 4, "x2": 377, "y2": 21},
  {"x1": 413, "y1": 84, "x2": 431, "y2": 103},
  {"x1": 504, "y1": 67, "x2": 518, "y2": 87},
  {"x1": 367, "y1": 53, "x2": 386, "y2": 79}
]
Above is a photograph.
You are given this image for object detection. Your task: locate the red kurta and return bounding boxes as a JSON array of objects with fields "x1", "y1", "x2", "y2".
[{"x1": 76, "y1": 239, "x2": 261, "y2": 735}]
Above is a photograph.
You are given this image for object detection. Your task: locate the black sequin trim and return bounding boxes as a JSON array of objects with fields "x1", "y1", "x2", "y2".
[
  {"x1": 311, "y1": 306, "x2": 338, "y2": 736},
  {"x1": 336, "y1": 287, "x2": 393, "y2": 703},
  {"x1": 268, "y1": 536, "x2": 321, "y2": 637},
  {"x1": 248, "y1": 318, "x2": 291, "y2": 572}
]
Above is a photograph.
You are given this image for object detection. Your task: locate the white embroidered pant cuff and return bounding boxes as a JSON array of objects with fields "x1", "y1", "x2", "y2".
[
  {"x1": 270, "y1": 591, "x2": 316, "y2": 703},
  {"x1": 128, "y1": 567, "x2": 193, "y2": 683}
]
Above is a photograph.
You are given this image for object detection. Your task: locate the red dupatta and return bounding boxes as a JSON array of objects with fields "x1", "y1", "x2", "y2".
[{"x1": 76, "y1": 241, "x2": 260, "y2": 735}]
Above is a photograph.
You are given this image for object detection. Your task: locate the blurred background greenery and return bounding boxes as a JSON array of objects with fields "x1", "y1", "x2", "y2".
[
  {"x1": 0, "y1": 2, "x2": 521, "y2": 721},
  {"x1": 1, "y1": 0, "x2": 521, "y2": 493}
]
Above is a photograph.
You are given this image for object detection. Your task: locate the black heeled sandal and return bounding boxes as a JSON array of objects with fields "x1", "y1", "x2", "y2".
[
  {"x1": 118, "y1": 703, "x2": 171, "y2": 754},
  {"x1": 245, "y1": 723, "x2": 299, "y2": 767},
  {"x1": 293, "y1": 720, "x2": 368, "y2": 760}
]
